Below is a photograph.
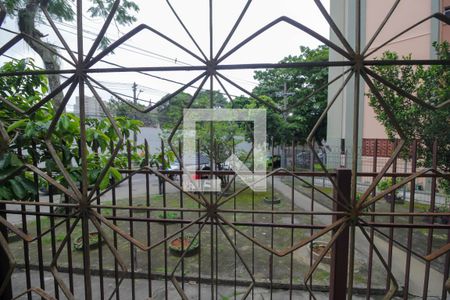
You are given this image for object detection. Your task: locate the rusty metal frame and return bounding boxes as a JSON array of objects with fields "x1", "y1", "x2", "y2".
[{"x1": 0, "y1": 0, "x2": 449, "y2": 299}]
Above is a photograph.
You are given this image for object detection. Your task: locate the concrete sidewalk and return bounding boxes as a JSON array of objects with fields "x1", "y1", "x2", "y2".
[
  {"x1": 10, "y1": 269, "x2": 368, "y2": 300},
  {"x1": 273, "y1": 177, "x2": 447, "y2": 298}
]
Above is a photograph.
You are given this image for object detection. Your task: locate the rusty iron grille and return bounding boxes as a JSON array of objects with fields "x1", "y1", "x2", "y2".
[{"x1": 0, "y1": 1, "x2": 450, "y2": 299}]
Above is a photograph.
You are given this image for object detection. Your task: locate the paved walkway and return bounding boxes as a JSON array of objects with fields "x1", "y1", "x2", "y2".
[
  {"x1": 11, "y1": 269, "x2": 368, "y2": 300},
  {"x1": 273, "y1": 177, "x2": 447, "y2": 298}
]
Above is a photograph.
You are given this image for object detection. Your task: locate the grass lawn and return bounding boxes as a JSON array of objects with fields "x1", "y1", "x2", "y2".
[
  {"x1": 9, "y1": 185, "x2": 343, "y2": 286},
  {"x1": 281, "y1": 176, "x2": 450, "y2": 273}
]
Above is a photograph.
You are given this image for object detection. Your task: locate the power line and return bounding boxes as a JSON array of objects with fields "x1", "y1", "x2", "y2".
[
  {"x1": 40, "y1": 20, "x2": 193, "y2": 66},
  {"x1": 37, "y1": 19, "x2": 259, "y2": 87},
  {"x1": 0, "y1": 25, "x2": 248, "y2": 99}
]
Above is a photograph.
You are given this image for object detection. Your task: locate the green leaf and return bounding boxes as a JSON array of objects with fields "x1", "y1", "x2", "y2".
[
  {"x1": 10, "y1": 153, "x2": 23, "y2": 167},
  {"x1": 109, "y1": 167, "x2": 122, "y2": 181},
  {"x1": 15, "y1": 176, "x2": 36, "y2": 195},
  {"x1": 99, "y1": 169, "x2": 110, "y2": 190},
  {"x1": 61, "y1": 115, "x2": 70, "y2": 130},
  {"x1": 9, "y1": 178, "x2": 26, "y2": 199},
  {"x1": 7, "y1": 119, "x2": 28, "y2": 132},
  {"x1": 0, "y1": 153, "x2": 12, "y2": 169},
  {"x1": 0, "y1": 186, "x2": 13, "y2": 200}
]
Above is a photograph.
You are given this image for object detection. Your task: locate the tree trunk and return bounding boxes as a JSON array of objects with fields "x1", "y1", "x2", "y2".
[
  {"x1": 18, "y1": 0, "x2": 64, "y2": 110},
  {"x1": 0, "y1": 2, "x2": 6, "y2": 27}
]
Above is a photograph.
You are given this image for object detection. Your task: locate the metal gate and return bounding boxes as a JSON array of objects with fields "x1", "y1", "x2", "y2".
[{"x1": 0, "y1": 1, "x2": 449, "y2": 299}]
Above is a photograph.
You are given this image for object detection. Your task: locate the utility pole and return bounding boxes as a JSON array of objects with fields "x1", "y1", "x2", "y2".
[
  {"x1": 275, "y1": 82, "x2": 294, "y2": 168},
  {"x1": 132, "y1": 82, "x2": 137, "y2": 146}
]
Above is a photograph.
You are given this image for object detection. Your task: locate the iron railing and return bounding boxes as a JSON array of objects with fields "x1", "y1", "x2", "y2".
[{"x1": 0, "y1": 1, "x2": 449, "y2": 299}]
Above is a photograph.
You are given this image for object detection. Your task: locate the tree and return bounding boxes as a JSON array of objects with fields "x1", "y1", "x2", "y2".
[
  {"x1": 235, "y1": 45, "x2": 329, "y2": 145},
  {"x1": 367, "y1": 41, "x2": 449, "y2": 193},
  {"x1": 107, "y1": 97, "x2": 158, "y2": 127},
  {"x1": 157, "y1": 90, "x2": 228, "y2": 130},
  {"x1": 0, "y1": 58, "x2": 144, "y2": 200},
  {"x1": 231, "y1": 95, "x2": 287, "y2": 145},
  {"x1": 1, "y1": 0, "x2": 139, "y2": 109},
  {"x1": 157, "y1": 90, "x2": 243, "y2": 165}
]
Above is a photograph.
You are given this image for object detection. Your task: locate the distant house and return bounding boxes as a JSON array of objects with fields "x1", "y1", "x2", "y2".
[{"x1": 73, "y1": 96, "x2": 105, "y2": 118}]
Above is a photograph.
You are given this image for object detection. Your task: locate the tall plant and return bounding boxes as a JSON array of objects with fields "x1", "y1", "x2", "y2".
[{"x1": 0, "y1": 58, "x2": 144, "y2": 200}]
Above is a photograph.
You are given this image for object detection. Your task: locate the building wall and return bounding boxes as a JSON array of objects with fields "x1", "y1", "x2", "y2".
[
  {"x1": 74, "y1": 96, "x2": 104, "y2": 118},
  {"x1": 363, "y1": 0, "x2": 433, "y2": 140},
  {"x1": 327, "y1": 1, "x2": 443, "y2": 170},
  {"x1": 326, "y1": 0, "x2": 366, "y2": 169},
  {"x1": 442, "y1": 0, "x2": 450, "y2": 41}
]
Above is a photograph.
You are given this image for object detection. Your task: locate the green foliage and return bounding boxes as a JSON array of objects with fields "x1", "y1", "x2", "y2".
[
  {"x1": 158, "y1": 91, "x2": 241, "y2": 164},
  {"x1": 0, "y1": 59, "x2": 146, "y2": 200},
  {"x1": 4, "y1": 0, "x2": 139, "y2": 28},
  {"x1": 377, "y1": 178, "x2": 393, "y2": 192},
  {"x1": 0, "y1": 152, "x2": 36, "y2": 200},
  {"x1": 366, "y1": 42, "x2": 450, "y2": 194},
  {"x1": 107, "y1": 98, "x2": 158, "y2": 127},
  {"x1": 235, "y1": 45, "x2": 329, "y2": 145}
]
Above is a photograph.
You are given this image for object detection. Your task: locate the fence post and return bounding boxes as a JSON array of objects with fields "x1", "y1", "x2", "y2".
[
  {"x1": 0, "y1": 203, "x2": 12, "y2": 300},
  {"x1": 329, "y1": 169, "x2": 351, "y2": 300}
]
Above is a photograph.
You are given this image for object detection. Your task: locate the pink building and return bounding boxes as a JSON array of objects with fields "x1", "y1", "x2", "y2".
[{"x1": 327, "y1": 0, "x2": 448, "y2": 175}]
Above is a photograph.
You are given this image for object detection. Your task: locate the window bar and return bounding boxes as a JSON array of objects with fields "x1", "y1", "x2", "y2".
[
  {"x1": 403, "y1": 139, "x2": 417, "y2": 298},
  {"x1": 161, "y1": 139, "x2": 169, "y2": 300},
  {"x1": 18, "y1": 145, "x2": 32, "y2": 300},
  {"x1": 366, "y1": 138, "x2": 378, "y2": 298},
  {"x1": 144, "y1": 139, "x2": 153, "y2": 297},
  {"x1": 289, "y1": 141, "x2": 296, "y2": 299},
  {"x1": 110, "y1": 141, "x2": 120, "y2": 300},
  {"x1": 95, "y1": 146, "x2": 105, "y2": 300},
  {"x1": 386, "y1": 139, "x2": 398, "y2": 290},
  {"x1": 126, "y1": 141, "x2": 136, "y2": 299},
  {"x1": 47, "y1": 161, "x2": 59, "y2": 299},
  {"x1": 423, "y1": 140, "x2": 438, "y2": 299}
]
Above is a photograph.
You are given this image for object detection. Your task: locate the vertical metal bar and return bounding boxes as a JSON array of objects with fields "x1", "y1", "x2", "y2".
[
  {"x1": 232, "y1": 138, "x2": 237, "y2": 300},
  {"x1": 349, "y1": 0, "x2": 361, "y2": 293},
  {"x1": 95, "y1": 147, "x2": 104, "y2": 300},
  {"x1": 442, "y1": 171, "x2": 450, "y2": 300},
  {"x1": 31, "y1": 143, "x2": 45, "y2": 292},
  {"x1": 270, "y1": 139, "x2": 274, "y2": 300},
  {"x1": 209, "y1": 0, "x2": 213, "y2": 60},
  {"x1": 144, "y1": 140, "x2": 152, "y2": 297},
  {"x1": 197, "y1": 139, "x2": 202, "y2": 300},
  {"x1": 386, "y1": 140, "x2": 398, "y2": 290},
  {"x1": 110, "y1": 141, "x2": 120, "y2": 300},
  {"x1": 65, "y1": 194, "x2": 74, "y2": 294},
  {"x1": 209, "y1": 77, "x2": 215, "y2": 300},
  {"x1": 403, "y1": 140, "x2": 417, "y2": 298},
  {"x1": 0, "y1": 202, "x2": 12, "y2": 300},
  {"x1": 47, "y1": 170, "x2": 59, "y2": 299},
  {"x1": 366, "y1": 139, "x2": 378, "y2": 299},
  {"x1": 178, "y1": 139, "x2": 185, "y2": 290},
  {"x1": 214, "y1": 141, "x2": 219, "y2": 298},
  {"x1": 309, "y1": 143, "x2": 315, "y2": 299},
  {"x1": 329, "y1": 169, "x2": 351, "y2": 300},
  {"x1": 251, "y1": 137, "x2": 255, "y2": 300},
  {"x1": 127, "y1": 141, "x2": 136, "y2": 299},
  {"x1": 18, "y1": 146, "x2": 31, "y2": 300},
  {"x1": 423, "y1": 140, "x2": 438, "y2": 298},
  {"x1": 77, "y1": 0, "x2": 92, "y2": 295},
  {"x1": 161, "y1": 139, "x2": 168, "y2": 300},
  {"x1": 348, "y1": 1, "x2": 361, "y2": 297},
  {"x1": 289, "y1": 141, "x2": 295, "y2": 299}
]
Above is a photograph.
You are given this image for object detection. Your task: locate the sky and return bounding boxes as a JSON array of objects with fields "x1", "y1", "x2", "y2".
[{"x1": 0, "y1": 0, "x2": 331, "y2": 111}]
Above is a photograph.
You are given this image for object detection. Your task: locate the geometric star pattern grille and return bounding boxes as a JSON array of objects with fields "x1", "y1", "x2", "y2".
[{"x1": 0, "y1": 1, "x2": 449, "y2": 299}]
